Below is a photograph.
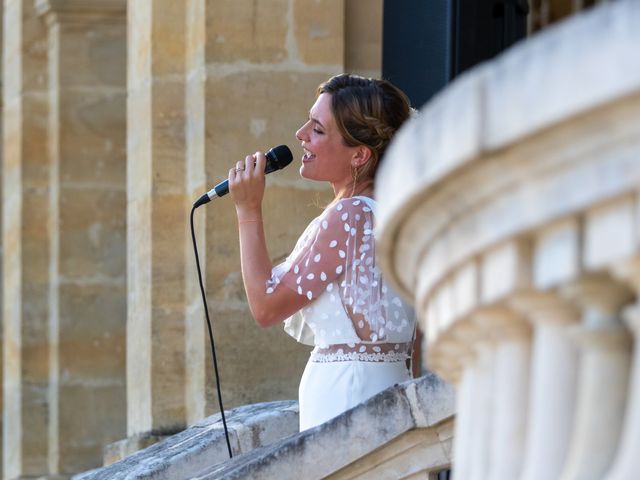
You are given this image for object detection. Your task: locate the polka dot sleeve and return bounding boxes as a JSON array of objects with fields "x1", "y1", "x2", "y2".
[{"x1": 266, "y1": 198, "x2": 374, "y2": 303}]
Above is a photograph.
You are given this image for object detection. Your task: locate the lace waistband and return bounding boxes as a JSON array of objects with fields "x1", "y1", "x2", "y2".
[{"x1": 310, "y1": 342, "x2": 411, "y2": 363}]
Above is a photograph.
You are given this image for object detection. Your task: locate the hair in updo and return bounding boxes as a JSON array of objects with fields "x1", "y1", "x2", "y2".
[{"x1": 317, "y1": 73, "x2": 411, "y2": 181}]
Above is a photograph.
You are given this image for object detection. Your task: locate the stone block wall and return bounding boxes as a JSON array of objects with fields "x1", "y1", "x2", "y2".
[
  {"x1": 201, "y1": 0, "x2": 382, "y2": 412},
  {"x1": 0, "y1": 0, "x2": 384, "y2": 477}
]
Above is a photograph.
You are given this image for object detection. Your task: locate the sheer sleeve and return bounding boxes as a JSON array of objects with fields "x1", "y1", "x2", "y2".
[
  {"x1": 267, "y1": 199, "x2": 361, "y2": 299},
  {"x1": 267, "y1": 198, "x2": 389, "y2": 341}
]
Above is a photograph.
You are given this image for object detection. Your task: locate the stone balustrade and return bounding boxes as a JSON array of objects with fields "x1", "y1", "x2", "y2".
[
  {"x1": 72, "y1": 376, "x2": 454, "y2": 480},
  {"x1": 73, "y1": 401, "x2": 300, "y2": 480},
  {"x1": 376, "y1": 1, "x2": 640, "y2": 479}
]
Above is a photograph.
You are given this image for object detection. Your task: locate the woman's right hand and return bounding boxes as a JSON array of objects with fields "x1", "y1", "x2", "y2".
[{"x1": 229, "y1": 151, "x2": 267, "y2": 219}]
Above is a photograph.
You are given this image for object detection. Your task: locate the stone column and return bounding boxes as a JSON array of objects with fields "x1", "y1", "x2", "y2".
[
  {"x1": 125, "y1": 0, "x2": 206, "y2": 451},
  {"x1": 450, "y1": 344, "x2": 477, "y2": 480},
  {"x1": 36, "y1": 0, "x2": 128, "y2": 474},
  {"x1": 559, "y1": 274, "x2": 633, "y2": 480},
  {"x1": 2, "y1": 0, "x2": 52, "y2": 477},
  {"x1": 184, "y1": 0, "x2": 207, "y2": 428},
  {"x1": 448, "y1": 321, "x2": 493, "y2": 480},
  {"x1": 509, "y1": 291, "x2": 580, "y2": 480},
  {"x1": 485, "y1": 310, "x2": 531, "y2": 480},
  {"x1": 467, "y1": 339, "x2": 495, "y2": 480},
  {"x1": 604, "y1": 259, "x2": 640, "y2": 479},
  {"x1": 0, "y1": 2, "x2": 4, "y2": 475}
]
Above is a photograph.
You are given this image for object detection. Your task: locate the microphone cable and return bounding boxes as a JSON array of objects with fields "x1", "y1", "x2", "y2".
[{"x1": 189, "y1": 204, "x2": 233, "y2": 459}]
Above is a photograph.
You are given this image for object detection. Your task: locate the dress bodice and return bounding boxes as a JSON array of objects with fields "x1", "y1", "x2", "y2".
[
  {"x1": 268, "y1": 196, "x2": 416, "y2": 362},
  {"x1": 299, "y1": 279, "x2": 413, "y2": 346}
]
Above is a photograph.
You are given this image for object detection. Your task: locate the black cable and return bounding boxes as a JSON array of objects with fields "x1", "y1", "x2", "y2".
[{"x1": 190, "y1": 205, "x2": 233, "y2": 459}]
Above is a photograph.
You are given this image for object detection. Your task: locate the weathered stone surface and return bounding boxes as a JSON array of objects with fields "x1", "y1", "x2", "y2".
[
  {"x1": 202, "y1": 305, "x2": 311, "y2": 412},
  {"x1": 2, "y1": 1, "x2": 52, "y2": 477},
  {"x1": 2, "y1": 1, "x2": 384, "y2": 476},
  {"x1": 203, "y1": 68, "x2": 337, "y2": 413},
  {"x1": 73, "y1": 401, "x2": 300, "y2": 480},
  {"x1": 293, "y1": 0, "x2": 344, "y2": 66},
  {"x1": 205, "y1": 0, "x2": 289, "y2": 63},
  {"x1": 327, "y1": 424, "x2": 454, "y2": 479},
  {"x1": 47, "y1": 7, "x2": 128, "y2": 473},
  {"x1": 126, "y1": 0, "x2": 197, "y2": 442},
  {"x1": 56, "y1": 22, "x2": 126, "y2": 87},
  {"x1": 345, "y1": 0, "x2": 382, "y2": 76},
  {"x1": 196, "y1": 375, "x2": 454, "y2": 479}
]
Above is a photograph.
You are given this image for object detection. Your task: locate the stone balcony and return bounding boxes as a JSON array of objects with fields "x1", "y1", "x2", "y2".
[
  {"x1": 376, "y1": 1, "x2": 640, "y2": 479},
  {"x1": 73, "y1": 375, "x2": 453, "y2": 479}
]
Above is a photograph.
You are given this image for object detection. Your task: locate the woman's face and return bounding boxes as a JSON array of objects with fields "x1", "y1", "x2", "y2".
[{"x1": 295, "y1": 93, "x2": 357, "y2": 194}]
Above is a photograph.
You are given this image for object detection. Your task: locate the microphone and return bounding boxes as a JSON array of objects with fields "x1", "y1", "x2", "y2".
[{"x1": 193, "y1": 145, "x2": 293, "y2": 208}]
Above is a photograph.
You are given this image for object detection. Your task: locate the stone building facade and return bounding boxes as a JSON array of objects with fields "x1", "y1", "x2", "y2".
[
  {"x1": 2, "y1": 0, "x2": 634, "y2": 479},
  {"x1": 1, "y1": 0, "x2": 382, "y2": 478}
]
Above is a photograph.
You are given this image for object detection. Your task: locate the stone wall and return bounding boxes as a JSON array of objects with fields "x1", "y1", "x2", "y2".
[
  {"x1": 1, "y1": 0, "x2": 384, "y2": 477},
  {"x1": 201, "y1": 0, "x2": 382, "y2": 412}
]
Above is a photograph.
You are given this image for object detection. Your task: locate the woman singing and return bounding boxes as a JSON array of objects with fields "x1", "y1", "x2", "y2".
[{"x1": 229, "y1": 73, "x2": 416, "y2": 431}]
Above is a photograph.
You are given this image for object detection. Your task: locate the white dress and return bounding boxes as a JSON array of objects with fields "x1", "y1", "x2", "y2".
[{"x1": 267, "y1": 196, "x2": 416, "y2": 431}]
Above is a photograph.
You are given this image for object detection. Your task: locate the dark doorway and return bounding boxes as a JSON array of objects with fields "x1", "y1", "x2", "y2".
[{"x1": 383, "y1": 0, "x2": 529, "y2": 107}]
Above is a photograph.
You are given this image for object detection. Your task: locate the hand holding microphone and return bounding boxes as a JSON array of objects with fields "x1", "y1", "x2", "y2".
[{"x1": 193, "y1": 145, "x2": 293, "y2": 209}]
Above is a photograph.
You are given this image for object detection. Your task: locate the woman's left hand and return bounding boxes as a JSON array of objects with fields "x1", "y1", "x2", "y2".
[{"x1": 229, "y1": 151, "x2": 267, "y2": 218}]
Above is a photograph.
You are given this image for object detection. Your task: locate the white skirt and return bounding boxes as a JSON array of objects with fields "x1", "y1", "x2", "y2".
[{"x1": 298, "y1": 359, "x2": 411, "y2": 431}]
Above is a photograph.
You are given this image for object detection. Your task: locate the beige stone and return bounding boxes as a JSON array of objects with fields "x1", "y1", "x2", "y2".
[
  {"x1": 0, "y1": 0, "x2": 385, "y2": 476},
  {"x1": 34, "y1": 1, "x2": 129, "y2": 474},
  {"x1": 202, "y1": 66, "x2": 340, "y2": 413},
  {"x1": 293, "y1": 0, "x2": 344, "y2": 66},
  {"x1": 205, "y1": 0, "x2": 289, "y2": 64},
  {"x1": 2, "y1": 1, "x2": 53, "y2": 477},
  {"x1": 125, "y1": 0, "x2": 210, "y2": 444},
  {"x1": 345, "y1": 0, "x2": 382, "y2": 76}
]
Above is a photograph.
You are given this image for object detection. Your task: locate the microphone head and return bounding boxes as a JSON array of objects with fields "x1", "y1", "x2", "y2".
[{"x1": 265, "y1": 145, "x2": 293, "y2": 174}]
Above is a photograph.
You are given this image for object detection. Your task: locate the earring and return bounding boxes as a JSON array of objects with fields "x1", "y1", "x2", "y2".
[{"x1": 350, "y1": 165, "x2": 360, "y2": 198}]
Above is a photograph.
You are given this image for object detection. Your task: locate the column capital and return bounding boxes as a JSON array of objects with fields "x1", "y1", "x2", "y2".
[
  {"x1": 611, "y1": 255, "x2": 640, "y2": 293},
  {"x1": 571, "y1": 325, "x2": 632, "y2": 352},
  {"x1": 472, "y1": 304, "x2": 532, "y2": 341},
  {"x1": 561, "y1": 272, "x2": 634, "y2": 317},
  {"x1": 35, "y1": 0, "x2": 126, "y2": 24},
  {"x1": 622, "y1": 304, "x2": 640, "y2": 335},
  {"x1": 508, "y1": 290, "x2": 580, "y2": 326}
]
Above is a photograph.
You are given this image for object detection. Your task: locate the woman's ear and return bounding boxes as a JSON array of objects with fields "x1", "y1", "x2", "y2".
[{"x1": 351, "y1": 145, "x2": 373, "y2": 168}]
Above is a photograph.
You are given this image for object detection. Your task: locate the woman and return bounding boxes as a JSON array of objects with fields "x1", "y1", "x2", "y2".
[{"x1": 229, "y1": 74, "x2": 416, "y2": 431}]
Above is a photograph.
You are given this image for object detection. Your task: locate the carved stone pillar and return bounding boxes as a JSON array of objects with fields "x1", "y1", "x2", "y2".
[
  {"x1": 466, "y1": 336, "x2": 495, "y2": 480},
  {"x1": 604, "y1": 259, "x2": 640, "y2": 479},
  {"x1": 2, "y1": 1, "x2": 52, "y2": 477},
  {"x1": 124, "y1": 0, "x2": 206, "y2": 455},
  {"x1": 450, "y1": 340, "x2": 478, "y2": 480},
  {"x1": 35, "y1": 0, "x2": 127, "y2": 474},
  {"x1": 559, "y1": 273, "x2": 633, "y2": 480},
  {"x1": 485, "y1": 309, "x2": 531, "y2": 480},
  {"x1": 448, "y1": 319, "x2": 496, "y2": 480},
  {"x1": 509, "y1": 291, "x2": 580, "y2": 480}
]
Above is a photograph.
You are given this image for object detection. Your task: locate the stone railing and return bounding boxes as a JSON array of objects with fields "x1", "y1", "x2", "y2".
[
  {"x1": 73, "y1": 376, "x2": 453, "y2": 480},
  {"x1": 376, "y1": 1, "x2": 640, "y2": 479},
  {"x1": 193, "y1": 374, "x2": 453, "y2": 480},
  {"x1": 73, "y1": 401, "x2": 299, "y2": 480}
]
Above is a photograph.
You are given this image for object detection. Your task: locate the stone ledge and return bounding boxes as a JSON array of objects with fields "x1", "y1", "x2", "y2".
[
  {"x1": 73, "y1": 400, "x2": 299, "y2": 480},
  {"x1": 194, "y1": 374, "x2": 454, "y2": 480}
]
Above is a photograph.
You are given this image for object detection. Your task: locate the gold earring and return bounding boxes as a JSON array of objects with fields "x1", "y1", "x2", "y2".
[{"x1": 350, "y1": 165, "x2": 359, "y2": 198}]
